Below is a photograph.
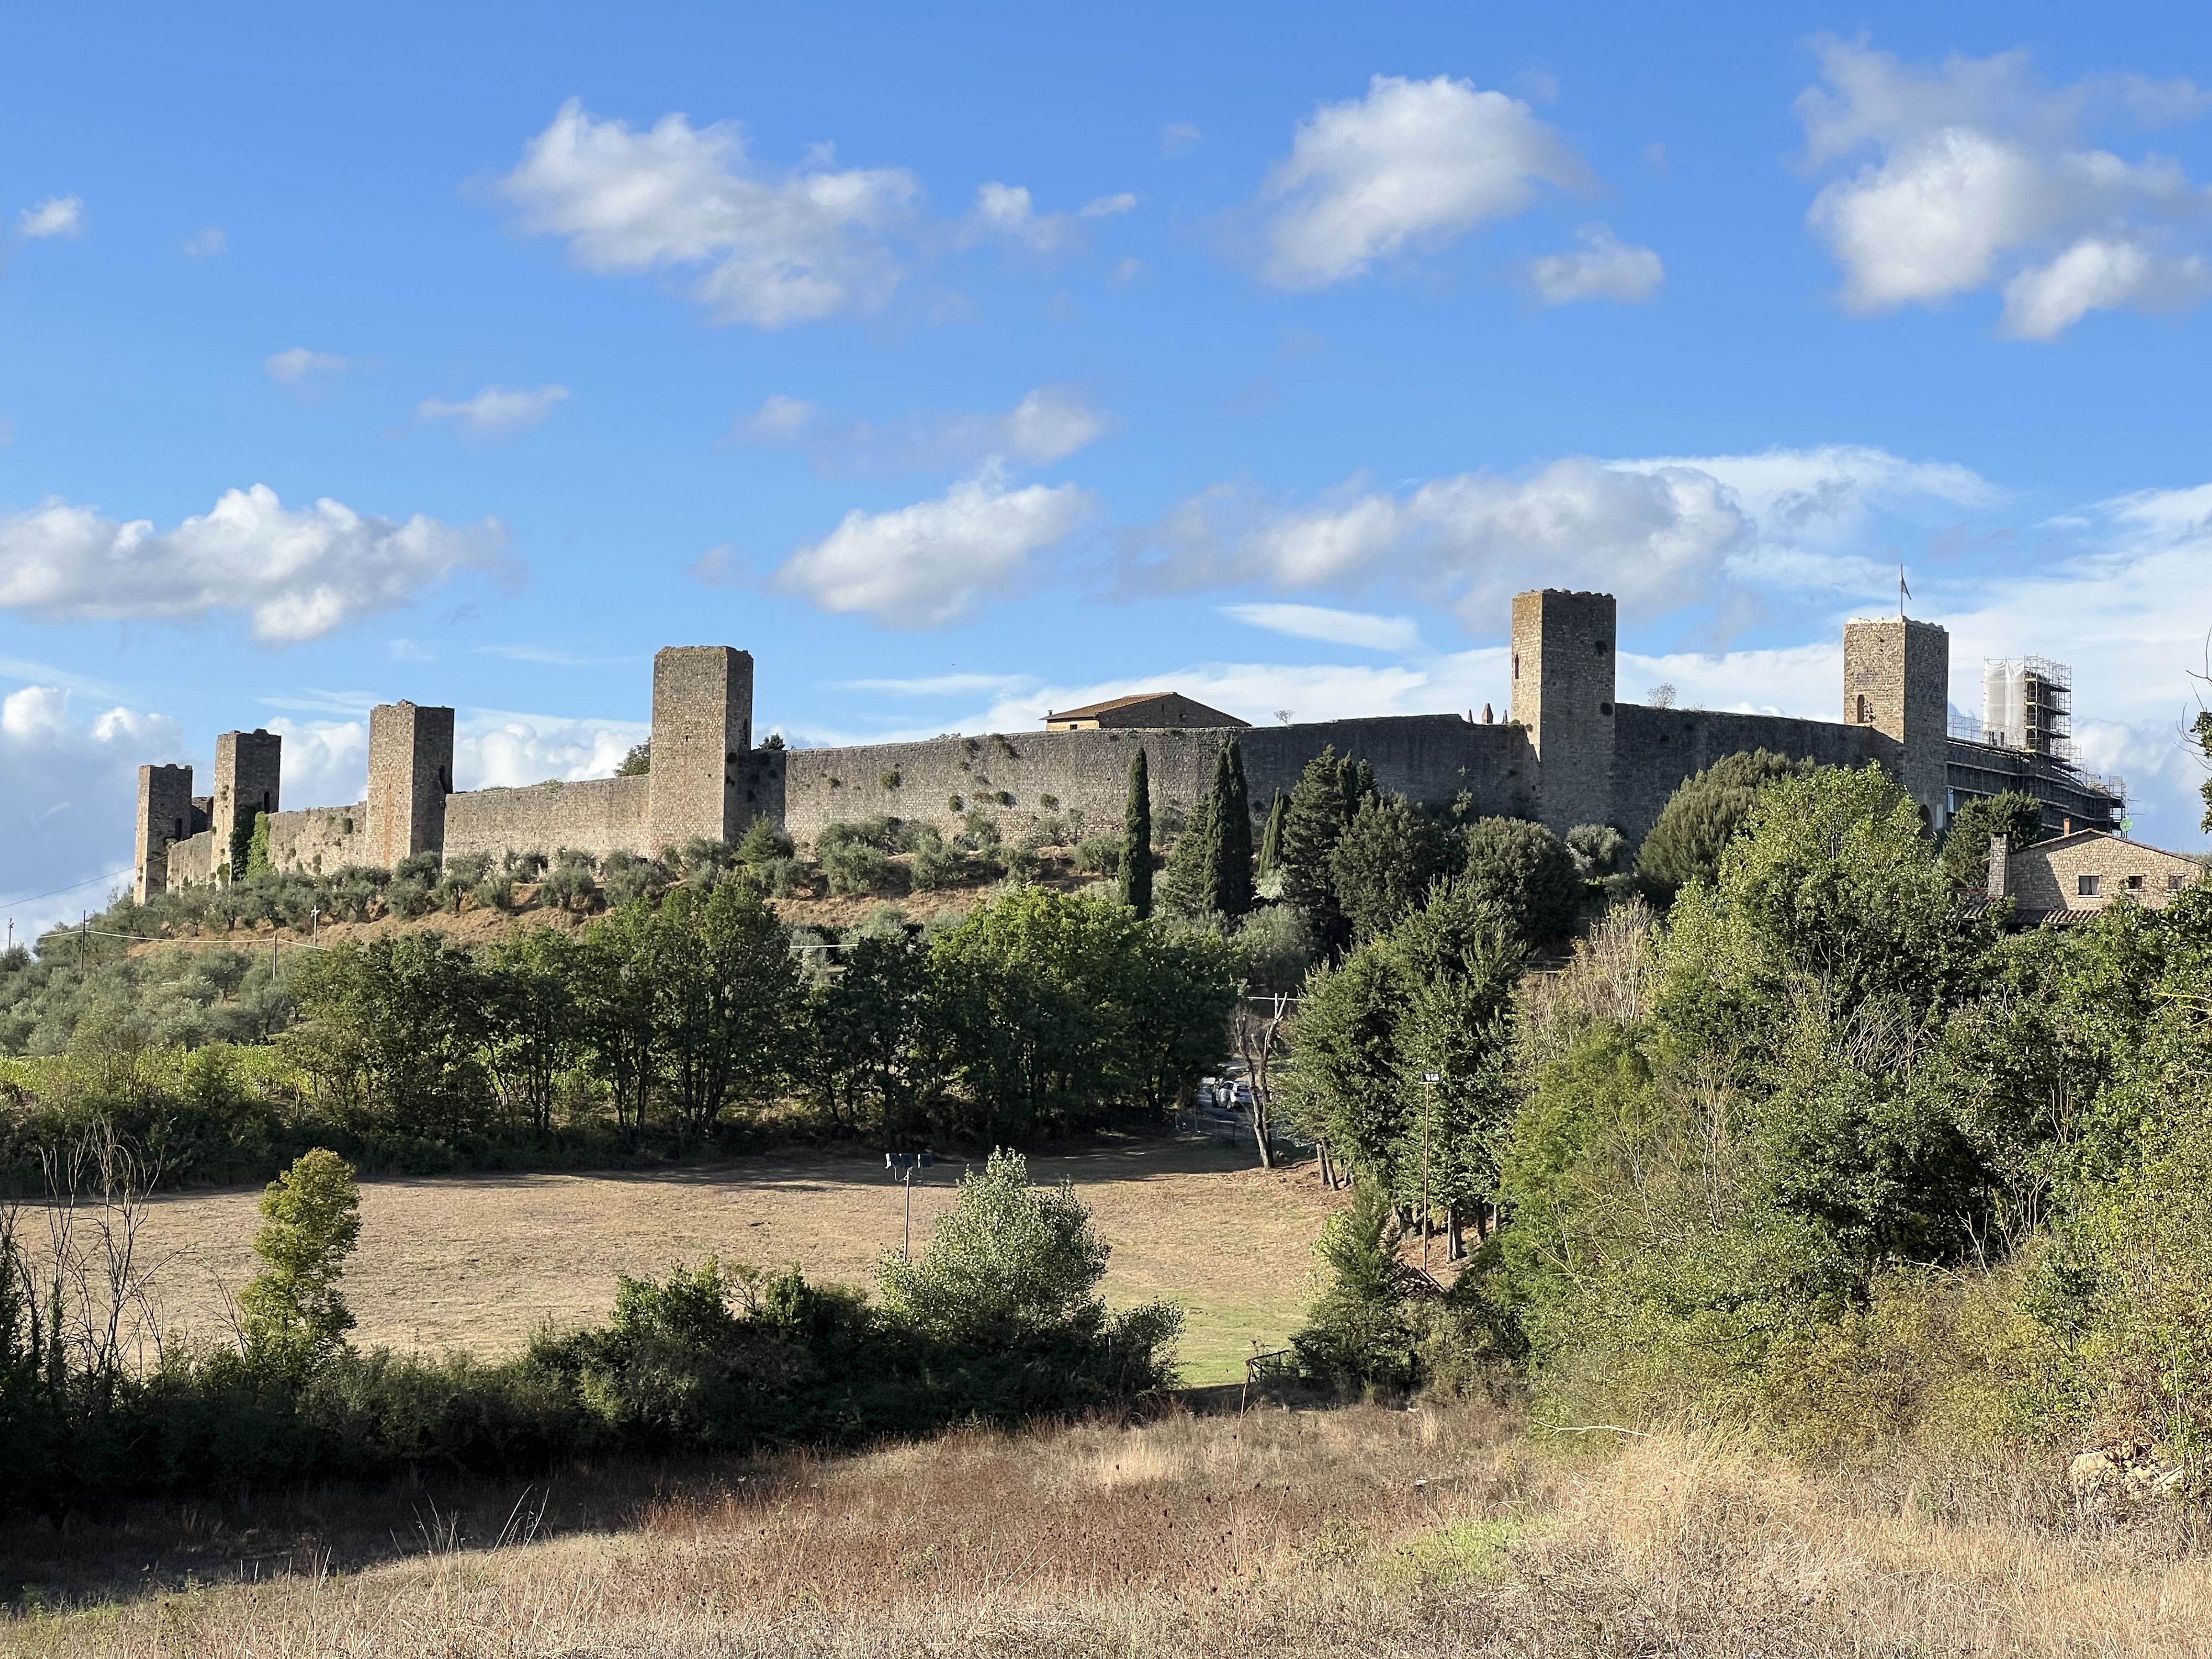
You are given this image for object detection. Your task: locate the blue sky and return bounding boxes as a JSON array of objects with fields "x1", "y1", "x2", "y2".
[{"x1": 6, "y1": 2, "x2": 2212, "y2": 929}]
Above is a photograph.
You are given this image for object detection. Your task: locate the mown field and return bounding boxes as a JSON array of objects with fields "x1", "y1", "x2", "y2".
[{"x1": 117, "y1": 1136, "x2": 1339, "y2": 1385}]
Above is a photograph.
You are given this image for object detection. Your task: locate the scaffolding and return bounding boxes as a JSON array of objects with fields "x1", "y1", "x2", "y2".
[{"x1": 1980, "y1": 656, "x2": 2074, "y2": 763}]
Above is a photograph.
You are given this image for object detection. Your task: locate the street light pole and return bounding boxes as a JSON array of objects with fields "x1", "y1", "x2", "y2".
[{"x1": 1420, "y1": 1071, "x2": 1439, "y2": 1274}]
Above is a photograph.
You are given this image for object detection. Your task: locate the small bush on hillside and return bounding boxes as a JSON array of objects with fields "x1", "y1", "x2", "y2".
[
  {"x1": 602, "y1": 851, "x2": 665, "y2": 908},
  {"x1": 909, "y1": 831, "x2": 963, "y2": 890},
  {"x1": 737, "y1": 820, "x2": 796, "y2": 865},
  {"x1": 1074, "y1": 833, "x2": 1121, "y2": 875},
  {"x1": 1292, "y1": 1181, "x2": 1427, "y2": 1391},
  {"x1": 823, "y1": 841, "x2": 893, "y2": 896}
]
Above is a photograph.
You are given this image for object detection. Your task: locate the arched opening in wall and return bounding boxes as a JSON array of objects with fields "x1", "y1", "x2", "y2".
[
  {"x1": 1511, "y1": 653, "x2": 1520, "y2": 680},
  {"x1": 1855, "y1": 694, "x2": 1872, "y2": 724}
]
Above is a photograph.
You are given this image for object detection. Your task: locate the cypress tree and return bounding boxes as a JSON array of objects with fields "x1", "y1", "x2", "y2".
[
  {"x1": 1215, "y1": 738, "x2": 1254, "y2": 917},
  {"x1": 1119, "y1": 747, "x2": 1154, "y2": 917},
  {"x1": 1258, "y1": 790, "x2": 1286, "y2": 879}
]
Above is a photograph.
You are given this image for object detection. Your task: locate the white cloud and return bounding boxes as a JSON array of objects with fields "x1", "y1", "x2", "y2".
[
  {"x1": 1162, "y1": 123, "x2": 1203, "y2": 155},
  {"x1": 1527, "y1": 224, "x2": 1665, "y2": 304},
  {"x1": 460, "y1": 710, "x2": 650, "y2": 789},
  {"x1": 1223, "y1": 602, "x2": 1424, "y2": 653},
  {"x1": 418, "y1": 383, "x2": 569, "y2": 437},
  {"x1": 503, "y1": 98, "x2": 919, "y2": 327},
  {"x1": 745, "y1": 386, "x2": 1113, "y2": 470},
  {"x1": 265, "y1": 347, "x2": 348, "y2": 383},
  {"x1": 0, "y1": 687, "x2": 180, "y2": 935},
  {"x1": 1261, "y1": 74, "x2": 1590, "y2": 289},
  {"x1": 740, "y1": 393, "x2": 817, "y2": 440},
  {"x1": 0, "y1": 484, "x2": 508, "y2": 645},
  {"x1": 1799, "y1": 38, "x2": 2212, "y2": 337},
  {"x1": 774, "y1": 467, "x2": 1094, "y2": 627},
  {"x1": 18, "y1": 196, "x2": 83, "y2": 239},
  {"x1": 963, "y1": 182, "x2": 1134, "y2": 252},
  {"x1": 1140, "y1": 459, "x2": 1743, "y2": 623},
  {"x1": 183, "y1": 227, "x2": 227, "y2": 258},
  {"x1": 254, "y1": 708, "x2": 649, "y2": 808}
]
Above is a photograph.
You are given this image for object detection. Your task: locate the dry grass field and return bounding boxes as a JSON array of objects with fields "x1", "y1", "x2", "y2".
[
  {"x1": 119, "y1": 1138, "x2": 1340, "y2": 1384},
  {"x1": 4, "y1": 1400, "x2": 2206, "y2": 1657}
]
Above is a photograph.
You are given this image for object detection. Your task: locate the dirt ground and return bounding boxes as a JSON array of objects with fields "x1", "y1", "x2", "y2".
[{"x1": 120, "y1": 1138, "x2": 1343, "y2": 1384}]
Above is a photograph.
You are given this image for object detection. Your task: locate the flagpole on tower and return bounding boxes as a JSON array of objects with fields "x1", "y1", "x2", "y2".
[{"x1": 1898, "y1": 564, "x2": 1910, "y2": 620}]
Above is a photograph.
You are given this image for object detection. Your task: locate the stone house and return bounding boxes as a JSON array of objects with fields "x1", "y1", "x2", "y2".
[{"x1": 1989, "y1": 829, "x2": 2203, "y2": 920}]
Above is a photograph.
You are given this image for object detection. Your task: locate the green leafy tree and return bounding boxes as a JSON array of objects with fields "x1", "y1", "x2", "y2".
[
  {"x1": 577, "y1": 900, "x2": 662, "y2": 1139},
  {"x1": 283, "y1": 932, "x2": 489, "y2": 1140},
  {"x1": 1157, "y1": 783, "x2": 1218, "y2": 919},
  {"x1": 650, "y1": 877, "x2": 799, "y2": 1137},
  {"x1": 1278, "y1": 747, "x2": 1376, "y2": 955},
  {"x1": 615, "y1": 742, "x2": 651, "y2": 776},
  {"x1": 481, "y1": 926, "x2": 584, "y2": 1135},
  {"x1": 1636, "y1": 749, "x2": 1815, "y2": 900},
  {"x1": 1118, "y1": 748, "x2": 1153, "y2": 917},
  {"x1": 1939, "y1": 790, "x2": 2044, "y2": 890},
  {"x1": 1328, "y1": 794, "x2": 1453, "y2": 943},
  {"x1": 238, "y1": 1149, "x2": 361, "y2": 1371},
  {"x1": 1459, "y1": 817, "x2": 1580, "y2": 948},
  {"x1": 797, "y1": 931, "x2": 931, "y2": 1140}
]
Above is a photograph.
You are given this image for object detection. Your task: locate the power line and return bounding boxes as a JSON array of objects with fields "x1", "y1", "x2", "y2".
[{"x1": 0, "y1": 868, "x2": 131, "y2": 910}]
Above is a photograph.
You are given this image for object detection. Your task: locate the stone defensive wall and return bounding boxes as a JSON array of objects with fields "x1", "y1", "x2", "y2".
[
  {"x1": 1610, "y1": 703, "x2": 1887, "y2": 842},
  {"x1": 763, "y1": 714, "x2": 1534, "y2": 846},
  {"x1": 442, "y1": 774, "x2": 653, "y2": 864}
]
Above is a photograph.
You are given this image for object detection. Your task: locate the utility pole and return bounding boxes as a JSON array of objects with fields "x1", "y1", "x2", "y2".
[{"x1": 1420, "y1": 1071, "x2": 1439, "y2": 1274}]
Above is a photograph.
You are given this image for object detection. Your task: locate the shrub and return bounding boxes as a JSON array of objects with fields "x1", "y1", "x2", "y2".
[
  {"x1": 822, "y1": 841, "x2": 892, "y2": 896},
  {"x1": 1292, "y1": 1181, "x2": 1426, "y2": 1390},
  {"x1": 909, "y1": 832, "x2": 963, "y2": 891},
  {"x1": 1074, "y1": 833, "x2": 1122, "y2": 875},
  {"x1": 736, "y1": 819, "x2": 795, "y2": 864}
]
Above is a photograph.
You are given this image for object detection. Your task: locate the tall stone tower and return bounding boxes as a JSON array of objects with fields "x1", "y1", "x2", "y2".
[
  {"x1": 133, "y1": 763, "x2": 195, "y2": 902},
  {"x1": 1510, "y1": 589, "x2": 1618, "y2": 833},
  {"x1": 648, "y1": 646, "x2": 754, "y2": 851},
  {"x1": 211, "y1": 730, "x2": 281, "y2": 881},
  {"x1": 1843, "y1": 617, "x2": 1950, "y2": 828},
  {"x1": 366, "y1": 702, "x2": 456, "y2": 867}
]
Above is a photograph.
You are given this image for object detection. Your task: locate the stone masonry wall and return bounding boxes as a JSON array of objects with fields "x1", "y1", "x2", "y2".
[
  {"x1": 444, "y1": 773, "x2": 653, "y2": 863},
  {"x1": 165, "y1": 829, "x2": 216, "y2": 887},
  {"x1": 769, "y1": 715, "x2": 1532, "y2": 846},
  {"x1": 1611, "y1": 703, "x2": 1886, "y2": 843},
  {"x1": 268, "y1": 804, "x2": 369, "y2": 874}
]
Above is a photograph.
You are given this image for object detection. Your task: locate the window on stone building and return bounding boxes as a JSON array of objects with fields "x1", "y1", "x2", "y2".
[
  {"x1": 2078, "y1": 874, "x2": 2102, "y2": 898},
  {"x1": 1855, "y1": 694, "x2": 1872, "y2": 723},
  {"x1": 2125, "y1": 874, "x2": 2145, "y2": 891},
  {"x1": 2171, "y1": 874, "x2": 2189, "y2": 890}
]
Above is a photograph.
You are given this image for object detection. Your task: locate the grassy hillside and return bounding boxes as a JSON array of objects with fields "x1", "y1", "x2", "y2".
[{"x1": 4, "y1": 1400, "x2": 2200, "y2": 1656}]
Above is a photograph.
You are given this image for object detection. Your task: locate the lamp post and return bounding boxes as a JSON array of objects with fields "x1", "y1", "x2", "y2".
[
  {"x1": 885, "y1": 1151, "x2": 936, "y2": 1258},
  {"x1": 1420, "y1": 1071, "x2": 1439, "y2": 1274}
]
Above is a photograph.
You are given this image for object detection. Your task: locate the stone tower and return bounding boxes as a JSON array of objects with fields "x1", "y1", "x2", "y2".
[
  {"x1": 133, "y1": 763, "x2": 195, "y2": 902},
  {"x1": 366, "y1": 701, "x2": 456, "y2": 867},
  {"x1": 648, "y1": 646, "x2": 754, "y2": 851},
  {"x1": 211, "y1": 730, "x2": 281, "y2": 881},
  {"x1": 1510, "y1": 589, "x2": 1618, "y2": 833},
  {"x1": 1843, "y1": 617, "x2": 1949, "y2": 828}
]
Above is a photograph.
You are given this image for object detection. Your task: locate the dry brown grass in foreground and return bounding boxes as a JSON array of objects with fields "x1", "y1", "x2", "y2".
[
  {"x1": 7, "y1": 1402, "x2": 2209, "y2": 1657},
  {"x1": 118, "y1": 1139, "x2": 1338, "y2": 1383}
]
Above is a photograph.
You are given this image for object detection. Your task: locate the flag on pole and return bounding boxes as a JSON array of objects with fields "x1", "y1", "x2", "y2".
[{"x1": 1899, "y1": 564, "x2": 1911, "y2": 617}]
